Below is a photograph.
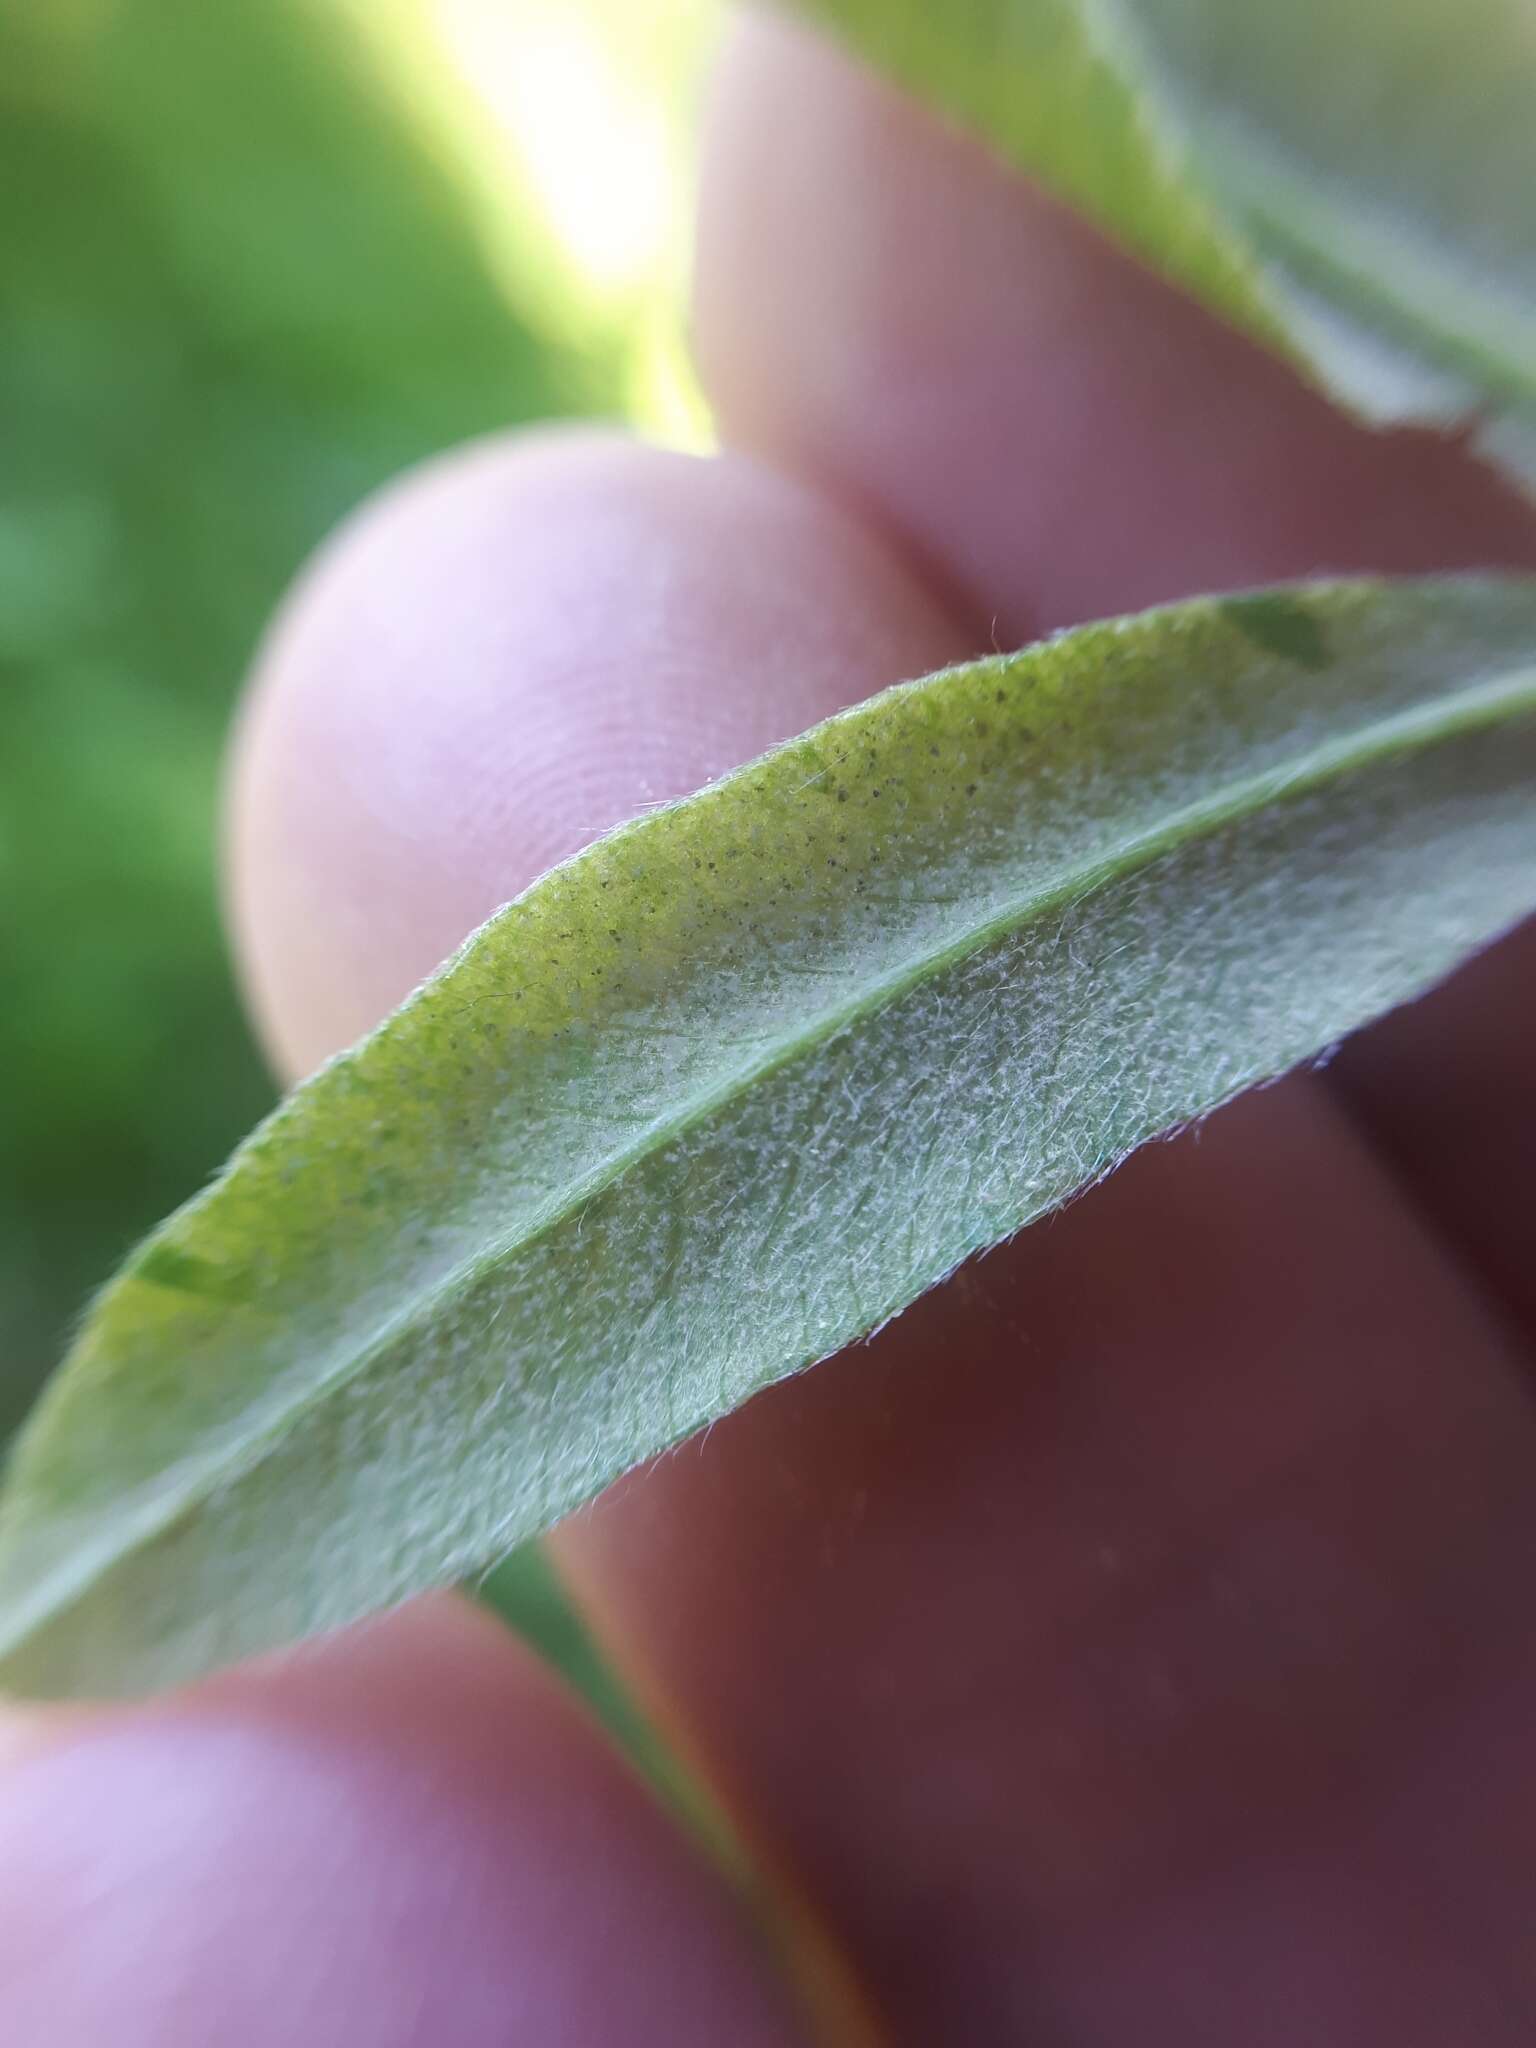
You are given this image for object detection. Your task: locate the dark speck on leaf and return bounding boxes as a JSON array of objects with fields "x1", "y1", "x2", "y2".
[
  {"x1": 1220, "y1": 592, "x2": 1330, "y2": 671},
  {"x1": 131, "y1": 1241, "x2": 249, "y2": 1305}
]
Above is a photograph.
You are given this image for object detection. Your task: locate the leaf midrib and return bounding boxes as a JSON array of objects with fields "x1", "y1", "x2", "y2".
[{"x1": 9, "y1": 656, "x2": 1536, "y2": 1653}]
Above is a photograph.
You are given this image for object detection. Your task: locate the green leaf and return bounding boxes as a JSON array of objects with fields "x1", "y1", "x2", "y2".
[
  {"x1": 3, "y1": 575, "x2": 1536, "y2": 1699},
  {"x1": 475, "y1": 1547, "x2": 754, "y2": 1876},
  {"x1": 790, "y1": 0, "x2": 1536, "y2": 489}
]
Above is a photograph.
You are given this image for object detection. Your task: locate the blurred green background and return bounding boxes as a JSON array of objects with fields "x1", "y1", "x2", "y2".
[{"x1": 1, "y1": 0, "x2": 716, "y2": 1435}]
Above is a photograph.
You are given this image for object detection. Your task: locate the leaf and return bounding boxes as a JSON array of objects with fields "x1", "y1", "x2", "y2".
[
  {"x1": 3, "y1": 575, "x2": 1536, "y2": 1700},
  {"x1": 475, "y1": 1548, "x2": 754, "y2": 1875},
  {"x1": 789, "y1": 0, "x2": 1536, "y2": 491}
]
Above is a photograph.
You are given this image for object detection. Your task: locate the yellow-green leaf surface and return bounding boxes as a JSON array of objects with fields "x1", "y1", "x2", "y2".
[
  {"x1": 794, "y1": 0, "x2": 1536, "y2": 488},
  {"x1": 4, "y1": 578, "x2": 1536, "y2": 1698}
]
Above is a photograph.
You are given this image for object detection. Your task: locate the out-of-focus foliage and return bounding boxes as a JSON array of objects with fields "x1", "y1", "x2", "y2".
[
  {"x1": 0, "y1": 0, "x2": 712, "y2": 1429},
  {"x1": 798, "y1": 0, "x2": 1536, "y2": 489}
]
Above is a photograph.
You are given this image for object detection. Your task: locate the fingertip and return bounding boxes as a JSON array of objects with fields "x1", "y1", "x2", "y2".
[
  {"x1": 228, "y1": 426, "x2": 968, "y2": 1081},
  {"x1": 0, "y1": 1597, "x2": 810, "y2": 2046}
]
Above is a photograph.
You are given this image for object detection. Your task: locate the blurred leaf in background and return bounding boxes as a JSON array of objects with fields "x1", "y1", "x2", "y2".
[{"x1": 0, "y1": 0, "x2": 714, "y2": 1429}]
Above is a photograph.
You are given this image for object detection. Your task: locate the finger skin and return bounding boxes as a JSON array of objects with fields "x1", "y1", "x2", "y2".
[
  {"x1": 227, "y1": 428, "x2": 970, "y2": 1081},
  {"x1": 0, "y1": 1599, "x2": 812, "y2": 2048},
  {"x1": 1330, "y1": 931, "x2": 1536, "y2": 1350},
  {"x1": 225, "y1": 425, "x2": 1536, "y2": 2042}
]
